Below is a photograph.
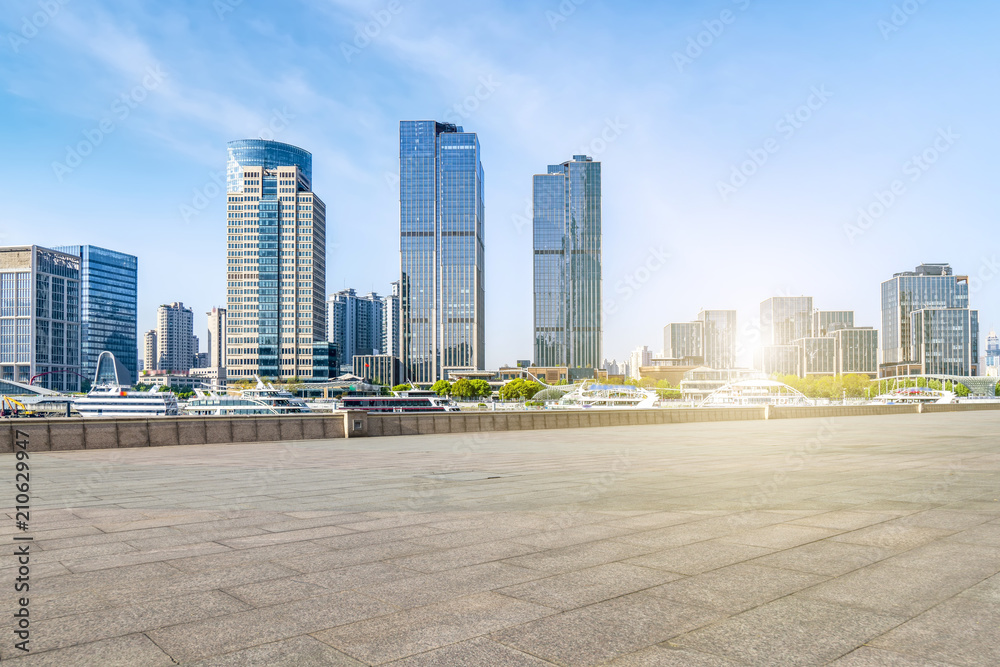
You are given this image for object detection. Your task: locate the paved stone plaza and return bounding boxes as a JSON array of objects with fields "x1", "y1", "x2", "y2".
[{"x1": 2, "y1": 411, "x2": 999, "y2": 666}]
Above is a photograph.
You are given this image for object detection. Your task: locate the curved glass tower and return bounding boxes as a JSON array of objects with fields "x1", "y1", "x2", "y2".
[{"x1": 226, "y1": 140, "x2": 312, "y2": 194}]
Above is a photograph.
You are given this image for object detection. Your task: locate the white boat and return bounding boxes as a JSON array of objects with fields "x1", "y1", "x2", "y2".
[
  {"x1": 73, "y1": 384, "x2": 179, "y2": 418},
  {"x1": 557, "y1": 384, "x2": 658, "y2": 409},
  {"x1": 184, "y1": 378, "x2": 311, "y2": 416},
  {"x1": 335, "y1": 390, "x2": 461, "y2": 413}
]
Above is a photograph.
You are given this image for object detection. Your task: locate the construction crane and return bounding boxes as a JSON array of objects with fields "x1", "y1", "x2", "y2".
[{"x1": 1, "y1": 396, "x2": 33, "y2": 418}]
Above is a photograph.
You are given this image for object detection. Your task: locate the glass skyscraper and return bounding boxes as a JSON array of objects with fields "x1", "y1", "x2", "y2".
[
  {"x1": 664, "y1": 322, "x2": 703, "y2": 362},
  {"x1": 698, "y1": 310, "x2": 737, "y2": 369},
  {"x1": 533, "y1": 155, "x2": 602, "y2": 369},
  {"x1": 399, "y1": 121, "x2": 485, "y2": 383},
  {"x1": 881, "y1": 263, "x2": 977, "y2": 377},
  {"x1": 0, "y1": 246, "x2": 81, "y2": 391},
  {"x1": 225, "y1": 140, "x2": 326, "y2": 380},
  {"x1": 54, "y1": 245, "x2": 137, "y2": 385}
]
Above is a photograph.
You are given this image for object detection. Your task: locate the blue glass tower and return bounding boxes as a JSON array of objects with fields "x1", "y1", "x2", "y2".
[
  {"x1": 399, "y1": 121, "x2": 485, "y2": 383},
  {"x1": 54, "y1": 245, "x2": 138, "y2": 385},
  {"x1": 533, "y1": 155, "x2": 602, "y2": 369}
]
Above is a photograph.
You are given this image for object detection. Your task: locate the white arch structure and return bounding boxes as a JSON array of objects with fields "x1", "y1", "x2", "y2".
[{"x1": 700, "y1": 379, "x2": 813, "y2": 407}]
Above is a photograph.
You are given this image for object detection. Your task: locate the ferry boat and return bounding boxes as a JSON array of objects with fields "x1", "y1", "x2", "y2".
[
  {"x1": 336, "y1": 390, "x2": 460, "y2": 413},
  {"x1": 73, "y1": 385, "x2": 179, "y2": 418},
  {"x1": 184, "y1": 379, "x2": 311, "y2": 416}
]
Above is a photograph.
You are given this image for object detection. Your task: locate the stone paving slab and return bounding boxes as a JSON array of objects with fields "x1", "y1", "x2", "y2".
[{"x1": 0, "y1": 412, "x2": 998, "y2": 665}]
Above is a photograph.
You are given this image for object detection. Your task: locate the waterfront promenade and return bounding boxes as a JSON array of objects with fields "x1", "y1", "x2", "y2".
[{"x1": 1, "y1": 412, "x2": 998, "y2": 665}]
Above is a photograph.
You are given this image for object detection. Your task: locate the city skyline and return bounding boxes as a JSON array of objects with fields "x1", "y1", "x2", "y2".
[{"x1": 2, "y1": 1, "x2": 998, "y2": 368}]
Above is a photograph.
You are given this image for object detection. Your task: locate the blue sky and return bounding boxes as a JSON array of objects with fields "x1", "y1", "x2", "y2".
[{"x1": 2, "y1": 0, "x2": 997, "y2": 367}]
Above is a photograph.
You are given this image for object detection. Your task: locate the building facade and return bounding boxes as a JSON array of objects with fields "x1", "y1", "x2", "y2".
[
  {"x1": 353, "y1": 354, "x2": 404, "y2": 387},
  {"x1": 986, "y1": 330, "x2": 999, "y2": 378},
  {"x1": 400, "y1": 121, "x2": 485, "y2": 383},
  {"x1": 225, "y1": 139, "x2": 327, "y2": 380},
  {"x1": 910, "y1": 308, "x2": 979, "y2": 376},
  {"x1": 327, "y1": 289, "x2": 384, "y2": 372},
  {"x1": 833, "y1": 327, "x2": 878, "y2": 377},
  {"x1": 383, "y1": 280, "x2": 401, "y2": 360},
  {"x1": 54, "y1": 245, "x2": 138, "y2": 386},
  {"x1": 0, "y1": 246, "x2": 82, "y2": 391},
  {"x1": 628, "y1": 345, "x2": 653, "y2": 379},
  {"x1": 143, "y1": 329, "x2": 157, "y2": 373},
  {"x1": 663, "y1": 322, "x2": 703, "y2": 363},
  {"x1": 880, "y1": 263, "x2": 977, "y2": 377},
  {"x1": 795, "y1": 336, "x2": 837, "y2": 376},
  {"x1": 156, "y1": 302, "x2": 194, "y2": 373},
  {"x1": 813, "y1": 310, "x2": 854, "y2": 337},
  {"x1": 206, "y1": 307, "x2": 227, "y2": 369},
  {"x1": 533, "y1": 155, "x2": 602, "y2": 369},
  {"x1": 698, "y1": 310, "x2": 737, "y2": 370}
]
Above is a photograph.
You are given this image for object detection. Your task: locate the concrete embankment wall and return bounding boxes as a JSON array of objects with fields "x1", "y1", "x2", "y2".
[{"x1": 2, "y1": 403, "x2": 999, "y2": 453}]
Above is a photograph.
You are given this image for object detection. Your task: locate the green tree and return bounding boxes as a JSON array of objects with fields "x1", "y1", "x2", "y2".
[
  {"x1": 499, "y1": 379, "x2": 543, "y2": 401},
  {"x1": 469, "y1": 379, "x2": 492, "y2": 397},
  {"x1": 391, "y1": 383, "x2": 412, "y2": 393},
  {"x1": 451, "y1": 378, "x2": 476, "y2": 399},
  {"x1": 430, "y1": 380, "x2": 452, "y2": 396},
  {"x1": 955, "y1": 383, "x2": 970, "y2": 398}
]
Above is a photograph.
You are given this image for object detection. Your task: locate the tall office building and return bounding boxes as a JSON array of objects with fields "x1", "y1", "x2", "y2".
[
  {"x1": 813, "y1": 310, "x2": 854, "y2": 337},
  {"x1": 399, "y1": 121, "x2": 485, "y2": 383},
  {"x1": 383, "y1": 280, "x2": 401, "y2": 360},
  {"x1": 156, "y1": 302, "x2": 194, "y2": 373},
  {"x1": 698, "y1": 310, "x2": 737, "y2": 369},
  {"x1": 54, "y1": 245, "x2": 138, "y2": 385},
  {"x1": 327, "y1": 288, "x2": 383, "y2": 371},
  {"x1": 533, "y1": 155, "x2": 602, "y2": 369},
  {"x1": 881, "y1": 263, "x2": 978, "y2": 377},
  {"x1": 985, "y1": 330, "x2": 999, "y2": 378},
  {"x1": 0, "y1": 246, "x2": 81, "y2": 391},
  {"x1": 206, "y1": 307, "x2": 227, "y2": 369},
  {"x1": 833, "y1": 327, "x2": 878, "y2": 377},
  {"x1": 760, "y1": 296, "x2": 813, "y2": 376},
  {"x1": 663, "y1": 322, "x2": 703, "y2": 362},
  {"x1": 225, "y1": 140, "x2": 327, "y2": 379},
  {"x1": 143, "y1": 330, "x2": 157, "y2": 373}
]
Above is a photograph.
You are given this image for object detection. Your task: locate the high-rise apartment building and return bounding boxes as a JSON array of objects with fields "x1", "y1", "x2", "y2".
[
  {"x1": 225, "y1": 140, "x2": 327, "y2": 379},
  {"x1": 54, "y1": 245, "x2": 138, "y2": 386},
  {"x1": 399, "y1": 121, "x2": 485, "y2": 383},
  {"x1": 0, "y1": 246, "x2": 81, "y2": 391},
  {"x1": 881, "y1": 263, "x2": 978, "y2": 377},
  {"x1": 533, "y1": 155, "x2": 602, "y2": 369},
  {"x1": 206, "y1": 307, "x2": 227, "y2": 369},
  {"x1": 143, "y1": 329, "x2": 157, "y2": 373},
  {"x1": 327, "y1": 288, "x2": 383, "y2": 372},
  {"x1": 383, "y1": 280, "x2": 401, "y2": 360},
  {"x1": 156, "y1": 302, "x2": 194, "y2": 373}
]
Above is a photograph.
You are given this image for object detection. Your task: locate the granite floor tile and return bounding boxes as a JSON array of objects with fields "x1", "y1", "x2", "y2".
[
  {"x1": 646, "y1": 562, "x2": 827, "y2": 613},
  {"x1": 827, "y1": 646, "x2": 956, "y2": 666},
  {"x1": 186, "y1": 635, "x2": 365, "y2": 666},
  {"x1": 492, "y1": 591, "x2": 723, "y2": 666},
  {"x1": 716, "y1": 523, "x2": 839, "y2": 549},
  {"x1": 497, "y1": 562, "x2": 681, "y2": 611},
  {"x1": 387, "y1": 636, "x2": 555, "y2": 666},
  {"x1": 360, "y1": 561, "x2": 544, "y2": 609},
  {"x1": 670, "y1": 596, "x2": 904, "y2": 666},
  {"x1": 503, "y1": 539, "x2": 654, "y2": 573},
  {"x1": 0, "y1": 634, "x2": 175, "y2": 666},
  {"x1": 869, "y1": 597, "x2": 1000, "y2": 666},
  {"x1": 750, "y1": 540, "x2": 895, "y2": 577},
  {"x1": 604, "y1": 645, "x2": 743, "y2": 666},
  {"x1": 314, "y1": 592, "x2": 555, "y2": 665},
  {"x1": 623, "y1": 540, "x2": 775, "y2": 575}
]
